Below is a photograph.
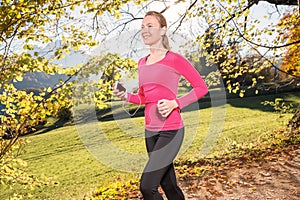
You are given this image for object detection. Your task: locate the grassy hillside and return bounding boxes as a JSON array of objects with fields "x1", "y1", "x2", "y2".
[{"x1": 1, "y1": 91, "x2": 299, "y2": 199}]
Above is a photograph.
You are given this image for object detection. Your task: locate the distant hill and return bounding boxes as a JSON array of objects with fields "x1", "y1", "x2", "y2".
[
  {"x1": 13, "y1": 72, "x2": 68, "y2": 90},
  {"x1": 14, "y1": 40, "x2": 89, "y2": 90}
]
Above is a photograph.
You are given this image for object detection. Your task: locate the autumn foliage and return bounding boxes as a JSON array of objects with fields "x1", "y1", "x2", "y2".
[{"x1": 278, "y1": 10, "x2": 300, "y2": 78}]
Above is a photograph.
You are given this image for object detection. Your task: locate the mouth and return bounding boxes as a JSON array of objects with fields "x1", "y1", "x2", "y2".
[{"x1": 142, "y1": 35, "x2": 151, "y2": 40}]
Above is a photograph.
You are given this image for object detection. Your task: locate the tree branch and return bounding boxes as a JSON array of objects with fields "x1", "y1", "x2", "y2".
[
  {"x1": 251, "y1": 0, "x2": 299, "y2": 6},
  {"x1": 251, "y1": 43, "x2": 300, "y2": 79},
  {"x1": 213, "y1": 0, "x2": 300, "y2": 79},
  {"x1": 171, "y1": 0, "x2": 198, "y2": 34},
  {"x1": 215, "y1": 0, "x2": 300, "y2": 49}
]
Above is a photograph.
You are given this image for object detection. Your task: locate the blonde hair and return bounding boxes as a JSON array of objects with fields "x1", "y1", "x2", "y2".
[{"x1": 145, "y1": 11, "x2": 171, "y2": 50}]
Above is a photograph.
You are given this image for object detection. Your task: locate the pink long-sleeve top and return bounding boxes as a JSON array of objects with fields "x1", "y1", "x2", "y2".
[{"x1": 126, "y1": 51, "x2": 208, "y2": 132}]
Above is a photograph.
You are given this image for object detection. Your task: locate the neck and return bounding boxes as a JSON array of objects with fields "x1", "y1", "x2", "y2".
[
  {"x1": 149, "y1": 46, "x2": 167, "y2": 56},
  {"x1": 145, "y1": 46, "x2": 169, "y2": 65}
]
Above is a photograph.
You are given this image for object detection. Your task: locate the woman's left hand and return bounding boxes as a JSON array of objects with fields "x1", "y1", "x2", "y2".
[{"x1": 157, "y1": 99, "x2": 178, "y2": 118}]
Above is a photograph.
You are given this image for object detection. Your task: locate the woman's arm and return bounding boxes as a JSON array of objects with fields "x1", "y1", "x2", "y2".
[
  {"x1": 126, "y1": 87, "x2": 146, "y2": 105},
  {"x1": 174, "y1": 55, "x2": 208, "y2": 109},
  {"x1": 113, "y1": 82, "x2": 145, "y2": 105}
]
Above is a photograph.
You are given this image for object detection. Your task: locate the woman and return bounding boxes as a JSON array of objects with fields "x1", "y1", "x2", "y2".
[{"x1": 113, "y1": 11, "x2": 208, "y2": 200}]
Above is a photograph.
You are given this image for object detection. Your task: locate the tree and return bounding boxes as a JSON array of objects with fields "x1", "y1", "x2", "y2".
[
  {"x1": 181, "y1": 0, "x2": 300, "y2": 128},
  {"x1": 277, "y1": 10, "x2": 300, "y2": 131},
  {"x1": 278, "y1": 11, "x2": 300, "y2": 78},
  {"x1": 0, "y1": 0, "x2": 143, "y2": 196}
]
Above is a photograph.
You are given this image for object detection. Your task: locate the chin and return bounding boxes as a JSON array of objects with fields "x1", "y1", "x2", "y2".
[{"x1": 143, "y1": 40, "x2": 152, "y2": 45}]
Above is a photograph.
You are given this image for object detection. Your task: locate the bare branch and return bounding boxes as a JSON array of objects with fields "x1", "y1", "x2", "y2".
[
  {"x1": 251, "y1": 44, "x2": 300, "y2": 79},
  {"x1": 226, "y1": 13, "x2": 300, "y2": 78},
  {"x1": 251, "y1": 0, "x2": 299, "y2": 6},
  {"x1": 216, "y1": 0, "x2": 300, "y2": 49},
  {"x1": 171, "y1": 0, "x2": 198, "y2": 34}
]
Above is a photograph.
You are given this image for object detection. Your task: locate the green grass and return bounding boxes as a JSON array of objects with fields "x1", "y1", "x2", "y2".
[{"x1": 1, "y1": 91, "x2": 299, "y2": 199}]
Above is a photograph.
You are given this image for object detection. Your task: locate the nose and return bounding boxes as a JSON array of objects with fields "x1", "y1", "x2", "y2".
[{"x1": 141, "y1": 27, "x2": 148, "y2": 34}]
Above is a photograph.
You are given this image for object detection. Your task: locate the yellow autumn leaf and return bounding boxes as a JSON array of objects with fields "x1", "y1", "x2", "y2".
[
  {"x1": 15, "y1": 75, "x2": 23, "y2": 82},
  {"x1": 244, "y1": 9, "x2": 250, "y2": 17}
]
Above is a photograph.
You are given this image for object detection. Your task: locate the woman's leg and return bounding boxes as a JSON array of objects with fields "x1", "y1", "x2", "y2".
[
  {"x1": 160, "y1": 163, "x2": 185, "y2": 200},
  {"x1": 140, "y1": 132, "x2": 164, "y2": 200},
  {"x1": 140, "y1": 128, "x2": 185, "y2": 200}
]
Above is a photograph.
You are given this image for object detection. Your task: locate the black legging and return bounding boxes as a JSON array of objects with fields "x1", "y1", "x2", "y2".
[{"x1": 140, "y1": 128, "x2": 185, "y2": 200}]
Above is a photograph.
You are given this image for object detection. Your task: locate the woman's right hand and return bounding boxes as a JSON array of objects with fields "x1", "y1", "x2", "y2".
[{"x1": 112, "y1": 82, "x2": 128, "y2": 100}]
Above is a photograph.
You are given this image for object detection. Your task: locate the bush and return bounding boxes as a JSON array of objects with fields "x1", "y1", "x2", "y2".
[{"x1": 57, "y1": 106, "x2": 73, "y2": 122}]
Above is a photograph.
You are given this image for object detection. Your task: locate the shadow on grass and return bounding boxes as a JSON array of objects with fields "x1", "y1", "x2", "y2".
[{"x1": 31, "y1": 118, "x2": 72, "y2": 136}]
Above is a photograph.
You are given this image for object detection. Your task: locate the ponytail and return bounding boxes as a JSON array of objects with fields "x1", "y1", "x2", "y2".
[{"x1": 162, "y1": 34, "x2": 171, "y2": 50}]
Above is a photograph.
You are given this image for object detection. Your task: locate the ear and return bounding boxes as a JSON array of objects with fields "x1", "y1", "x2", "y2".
[{"x1": 161, "y1": 26, "x2": 167, "y2": 36}]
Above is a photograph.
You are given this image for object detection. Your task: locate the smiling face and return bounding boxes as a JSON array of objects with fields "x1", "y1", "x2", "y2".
[{"x1": 141, "y1": 15, "x2": 166, "y2": 48}]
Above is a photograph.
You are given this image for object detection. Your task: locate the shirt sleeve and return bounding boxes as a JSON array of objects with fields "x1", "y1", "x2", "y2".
[
  {"x1": 126, "y1": 87, "x2": 146, "y2": 105},
  {"x1": 174, "y1": 54, "x2": 208, "y2": 109},
  {"x1": 125, "y1": 58, "x2": 146, "y2": 105}
]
